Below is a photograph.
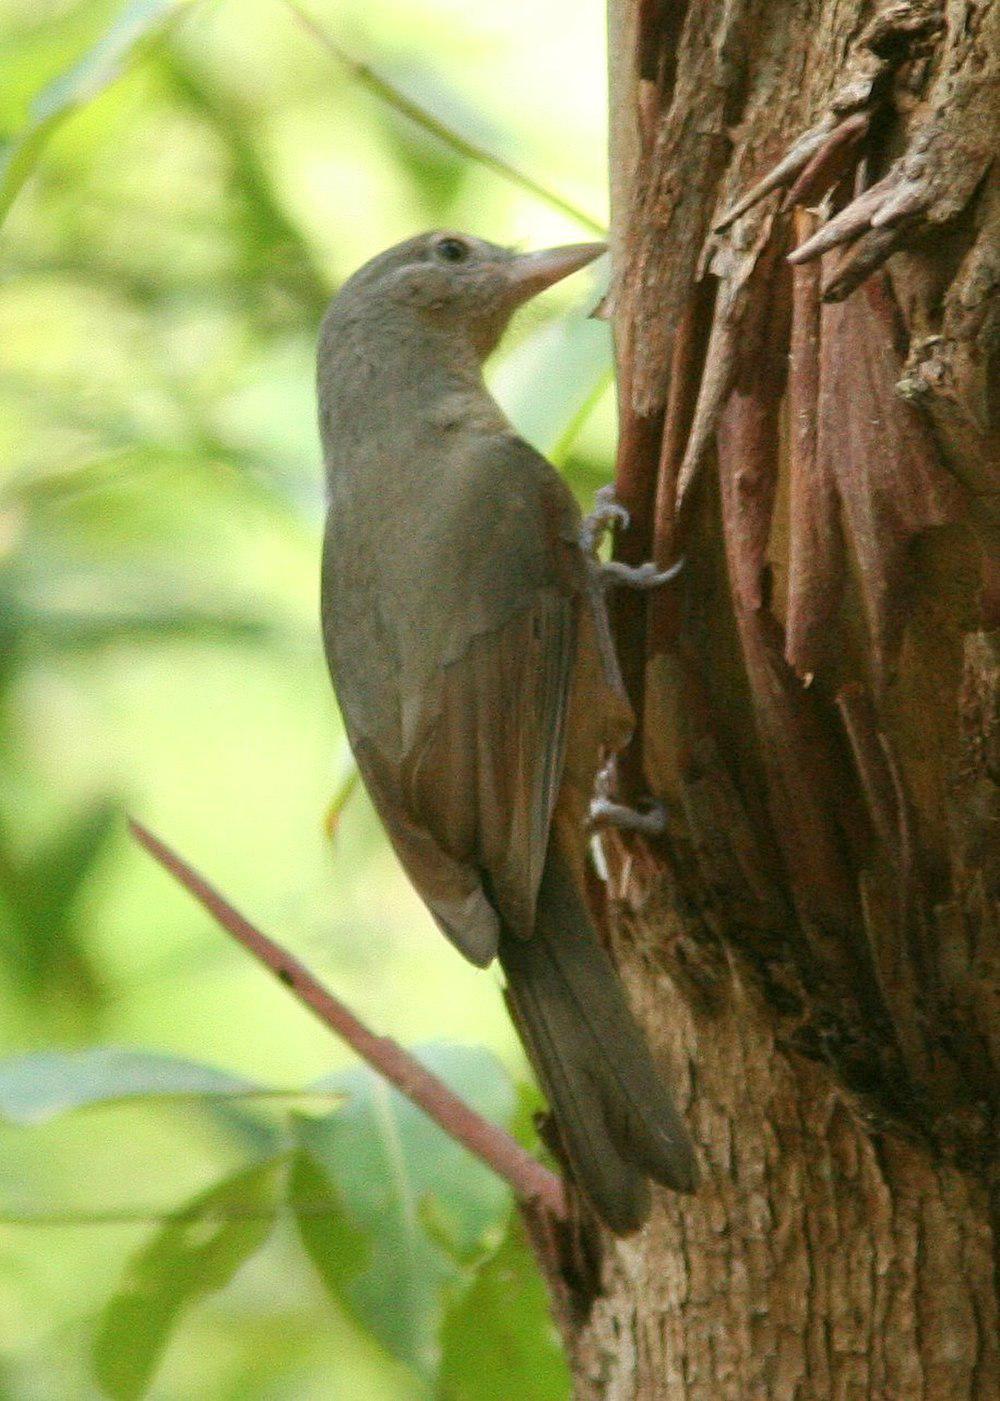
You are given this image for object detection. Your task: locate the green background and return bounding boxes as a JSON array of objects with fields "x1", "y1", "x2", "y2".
[{"x1": 0, "y1": 0, "x2": 614, "y2": 1394}]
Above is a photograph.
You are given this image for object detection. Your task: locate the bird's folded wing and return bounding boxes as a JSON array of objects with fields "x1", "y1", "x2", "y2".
[
  {"x1": 348, "y1": 590, "x2": 575, "y2": 965},
  {"x1": 340, "y1": 433, "x2": 588, "y2": 965},
  {"x1": 401, "y1": 587, "x2": 577, "y2": 947},
  {"x1": 348, "y1": 735, "x2": 504, "y2": 967}
]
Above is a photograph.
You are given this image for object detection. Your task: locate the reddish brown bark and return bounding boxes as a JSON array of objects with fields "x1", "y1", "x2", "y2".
[{"x1": 560, "y1": 2, "x2": 999, "y2": 1394}]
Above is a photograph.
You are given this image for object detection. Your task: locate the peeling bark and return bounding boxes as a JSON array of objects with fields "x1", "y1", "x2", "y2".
[{"x1": 559, "y1": 1, "x2": 999, "y2": 1393}]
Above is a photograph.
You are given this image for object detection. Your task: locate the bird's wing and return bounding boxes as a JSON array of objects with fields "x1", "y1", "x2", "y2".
[
  {"x1": 348, "y1": 733, "x2": 506, "y2": 968},
  {"x1": 354, "y1": 431, "x2": 586, "y2": 962},
  {"x1": 401, "y1": 581, "x2": 577, "y2": 946}
]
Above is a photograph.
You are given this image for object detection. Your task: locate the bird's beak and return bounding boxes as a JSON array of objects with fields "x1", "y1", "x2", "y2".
[{"x1": 504, "y1": 242, "x2": 607, "y2": 306}]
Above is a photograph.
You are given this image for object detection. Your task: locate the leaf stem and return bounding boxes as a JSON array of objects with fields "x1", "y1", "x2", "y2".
[{"x1": 283, "y1": 0, "x2": 605, "y2": 236}]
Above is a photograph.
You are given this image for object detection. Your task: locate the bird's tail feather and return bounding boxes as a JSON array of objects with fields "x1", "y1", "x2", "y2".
[{"x1": 499, "y1": 840, "x2": 698, "y2": 1234}]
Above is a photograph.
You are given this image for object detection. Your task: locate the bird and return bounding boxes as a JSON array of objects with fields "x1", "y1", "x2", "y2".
[{"x1": 316, "y1": 230, "x2": 697, "y2": 1233}]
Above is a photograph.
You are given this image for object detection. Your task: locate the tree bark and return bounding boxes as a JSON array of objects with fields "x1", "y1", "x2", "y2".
[{"x1": 561, "y1": 2, "x2": 999, "y2": 1394}]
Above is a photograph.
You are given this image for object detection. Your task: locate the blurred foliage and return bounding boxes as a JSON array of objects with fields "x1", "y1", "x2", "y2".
[
  {"x1": 294, "y1": 1045, "x2": 515, "y2": 1378},
  {"x1": 0, "y1": 1046, "x2": 263, "y2": 1121},
  {"x1": 438, "y1": 1212, "x2": 569, "y2": 1401},
  {"x1": 94, "y1": 1155, "x2": 287, "y2": 1401},
  {"x1": 0, "y1": 0, "x2": 613, "y2": 1393}
]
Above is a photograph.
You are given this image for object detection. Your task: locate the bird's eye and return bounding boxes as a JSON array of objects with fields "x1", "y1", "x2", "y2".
[{"x1": 434, "y1": 237, "x2": 470, "y2": 264}]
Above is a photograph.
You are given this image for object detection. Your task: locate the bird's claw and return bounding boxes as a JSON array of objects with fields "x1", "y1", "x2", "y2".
[
  {"x1": 580, "y1": 486, "x2": 630, "y2": 557},
  {"x1": 581, "y1": 488, "x2": 684, "y2": 585},
  {"x1": 588, "y1": 797, "x2": 669, "y2": 837},
  {"x1": 598, "y1": 557, "x2": 684, "y2": 590}
]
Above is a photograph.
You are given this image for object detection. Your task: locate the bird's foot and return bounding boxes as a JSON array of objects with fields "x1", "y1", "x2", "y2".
[
  {"x1": 579, "y1": 485, "x2": 629, "y2": 558},
  {"x1": 598, "y1": 557, "x2": 684, "y2": 590},
  {"x1": 589, "y1": 796, "x2": 669, "y2": 837},
  {"x1": 581, "y1": 487, "x2": 684, "y2": 588}
]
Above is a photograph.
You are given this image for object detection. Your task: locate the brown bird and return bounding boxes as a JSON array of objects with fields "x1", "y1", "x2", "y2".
[{"x1": 317, "y1": 231, "x2": 697, "y2": 1233}]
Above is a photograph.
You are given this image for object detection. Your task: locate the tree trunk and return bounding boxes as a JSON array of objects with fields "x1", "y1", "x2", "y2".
[{"x1": 560, "y1": 2, "x2": 999, "y2": 1395}]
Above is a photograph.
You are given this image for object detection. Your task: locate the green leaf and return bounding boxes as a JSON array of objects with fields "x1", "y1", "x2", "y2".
[
  {"x1": 32, "y1": 800, "x2": 118, "y2": 909},
  {"x1": 93, "y1": 1155, "x2": 284, "y2": 1401},
  {"x1": 293, "y1": 1043, "x2": 515, "y2": 1379},
  {"x1": 157, "y1": 50, "x2": 332, "y2": 315},
  {"x1": 25, "y1": 601, "x2": 272, "y2": 653},
  {"x1": 0, "y1": 0, "x2": 193, "y2": 229},
  {"x1": 0, "y1": 1048, "x2": 264, "y2": 1123},
  {"x1": 439, "y1": 1213, "x2": 570, "y2": 1401},
  {"x1": 323, "y1": 741, "x2": 360, "y2": 843},
  {"x1": 0, "y1": 798, "x2": 118, "y2": 996},
  {"x1": 288, "y1": 1149, "x2": 370, "y2": 1282}
]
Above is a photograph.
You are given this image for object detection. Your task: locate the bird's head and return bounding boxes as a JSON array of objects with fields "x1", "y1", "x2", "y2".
[{"x1": 331, "y1": 231, "x2": 606, "y2": 360}]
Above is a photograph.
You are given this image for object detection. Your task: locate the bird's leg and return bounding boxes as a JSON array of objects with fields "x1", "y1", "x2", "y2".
[
  {"x1": 599, "y1": 557, "x2": 684, "y2": 590},
  {"x1": 588, "y1": 757, "x2": 669, "y2": 839},
  {"x1": 579, "y1": 486, "x2": 684, "y2": 590},
  {"x1": 579, "y1": 484, "x2": 629, "y2": 557},
  {"x1": 590, "y1": 796, "x2": 669, "y2": 836},
  {"x1": 579, "y1": 494, "x2": 679, "y2": 837}
]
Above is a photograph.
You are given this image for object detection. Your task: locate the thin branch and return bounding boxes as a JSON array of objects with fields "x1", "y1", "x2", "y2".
[
  {"x1": 129, "y1": 819, "x2": 567, "y2": 1220},
  {"x1": 283, "y1": 0, "x2": 605, "y2": 236}
]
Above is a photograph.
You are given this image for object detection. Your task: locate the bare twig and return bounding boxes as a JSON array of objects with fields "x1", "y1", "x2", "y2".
[
  {"x1": 283, "y1": 0, "x2": 604, "y2": 236},
  {"x1": 129, "y1": 819, "x2": 567, "y2": 1220}
]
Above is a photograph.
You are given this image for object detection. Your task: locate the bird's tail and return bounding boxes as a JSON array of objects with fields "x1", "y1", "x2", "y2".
[{"x1": 498, "y1": 838, "x2": 698, "y2": 1234}]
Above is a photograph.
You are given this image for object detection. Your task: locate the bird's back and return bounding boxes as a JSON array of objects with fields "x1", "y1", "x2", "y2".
[{"x1": 322, "y1": 412, "x2": 583, "y2": 755}]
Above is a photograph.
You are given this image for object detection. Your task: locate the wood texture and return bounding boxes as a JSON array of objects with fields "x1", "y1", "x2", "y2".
[{"x1": 557, "y1": 0, "x2": 999, "y2": 1392}]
